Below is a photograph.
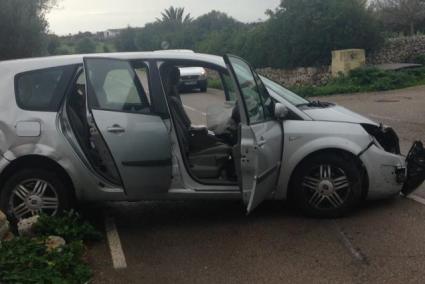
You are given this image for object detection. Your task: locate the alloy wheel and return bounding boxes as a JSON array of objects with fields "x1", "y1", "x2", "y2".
[
  {"x1": 302, "y1": 164, "x2": 351, "y2": 210},
  {"x1": 8, "y1": 178, "x2": 59, "y2": 220}
]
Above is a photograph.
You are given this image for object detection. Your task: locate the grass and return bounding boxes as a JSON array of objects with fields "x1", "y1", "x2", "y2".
[{"x1": 292, "y1": 66, "x2": 425, "y2": 97}]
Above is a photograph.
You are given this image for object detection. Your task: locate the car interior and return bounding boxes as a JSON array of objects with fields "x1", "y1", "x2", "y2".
[
  {"x1": 66, "y1": 69, "x2": 122, "y2": 185},
  {"x1": 160, "y1": 63, "x2": 240, "y2": 183},
  {"x1": 66, "y1": 61, "x2": 241, "y2": 186}
]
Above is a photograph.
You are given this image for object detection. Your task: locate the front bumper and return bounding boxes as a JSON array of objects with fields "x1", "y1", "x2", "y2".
[
  {"x1": 360, "y1": 144, "x2": 406, "y2": 199},
  {"x1": 360, "y1": 141, "x2": 425, "y2": 199},
  {"x1": 179, "y1": 78, "x2": 207, "y2": 89},
  {"x1": 402, "y1": 141, "x2": 425, "y2": 196}
]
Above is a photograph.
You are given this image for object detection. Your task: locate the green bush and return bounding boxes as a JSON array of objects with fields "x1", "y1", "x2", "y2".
[
  {"x1": 208, "y1": 78, "x2": 224, "y2": 90},
  {"x1": 35, "y1": 211, "x2": 102, "y2": 243},
  {"x1": 293, "y1": 67, "x2": 425, "y2": 97},
  {"x1": 0, "y1": 212, "x2": 102, "y2": 283},
  {"x1": 413, "y1": 54, "x2": 425, "y2": 65},
  {"x1": 0, "y1": 238, "x2": 92, "y2": 284}
]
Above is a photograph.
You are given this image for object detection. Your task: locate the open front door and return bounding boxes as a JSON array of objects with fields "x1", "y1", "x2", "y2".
[
  {"x1": 224, "y1": 55, "x2": 283, "y2": 213},
  {"x1": 83, "y1": 57, "x2": 172, "y2": 199}
]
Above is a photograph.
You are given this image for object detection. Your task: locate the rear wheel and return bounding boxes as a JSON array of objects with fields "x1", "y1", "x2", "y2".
[
  {"x1": 0, "y1": 169, "x2": 73, "y2": 222},
  {"x1": 291, "y1": 153, "x2": 363, "y2": 218}
]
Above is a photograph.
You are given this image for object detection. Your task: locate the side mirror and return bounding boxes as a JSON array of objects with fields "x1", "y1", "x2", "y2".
[{"x1": 274, "y1": 103, "x2": 289, "y2": 120}]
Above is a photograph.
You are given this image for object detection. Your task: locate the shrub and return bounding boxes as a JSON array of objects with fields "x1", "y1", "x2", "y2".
[
  {"x1": 292, "y1": 67, "x2": 425, "y2": 97},
  {"x1": 207, "y1": 78, "x2": 224, "y2": 90},
  {"x1": 35, "y1": 211, "x2": 102, "y2": 243},
  {"x1": 0, "y1": 238, "x2": 92, "y2": 284},
  {"x1": 413, "y1": 54, "x2": 425, "y2": 65}
]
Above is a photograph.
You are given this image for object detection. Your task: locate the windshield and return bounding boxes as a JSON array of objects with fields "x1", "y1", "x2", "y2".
[{"x1": 260, "y1": 76, "x2": 309, "y2": 106}]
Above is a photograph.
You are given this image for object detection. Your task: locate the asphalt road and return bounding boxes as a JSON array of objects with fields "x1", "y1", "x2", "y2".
[{"x1": 87, "y1": 85, "x2": 425, "y2": 284}]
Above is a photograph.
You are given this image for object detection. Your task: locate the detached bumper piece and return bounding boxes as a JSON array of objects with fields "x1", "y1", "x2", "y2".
[{"x1": 402, "y1": 141, "x2": 425, "y2": 196}]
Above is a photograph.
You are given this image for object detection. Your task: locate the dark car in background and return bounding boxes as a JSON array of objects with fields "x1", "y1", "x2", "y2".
[{"x1": 178, "y1": 67, "x2": 208, "y2": 92}]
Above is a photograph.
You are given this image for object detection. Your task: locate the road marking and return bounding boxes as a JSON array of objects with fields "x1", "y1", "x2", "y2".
[
  {"x1": 333, "y1": 221, "x2": 367, "y2": 264},
  {"x1": 407, "y1": 194, "x2": 425, "y2": 206},
  {"x1": 104, "y1": 216, "x2": 127, "y2": 269},
  {"x1": 183, "y1": 104, "x2": 207, "y2": 117}
]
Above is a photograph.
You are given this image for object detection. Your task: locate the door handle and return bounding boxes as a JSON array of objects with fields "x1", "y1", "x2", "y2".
[
  {"x1": 107, "y1": 125, "x2": 125, "y2": 134},
  {"x1": 258, "y1": 137, "x2": 267, "y2": 147}
]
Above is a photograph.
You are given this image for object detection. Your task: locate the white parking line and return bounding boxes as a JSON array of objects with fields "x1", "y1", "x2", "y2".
[
  {"x1": 183, "y1": 104, "x2": 207, "y2": 117},
  {"x1": 407, "y1": 194, "x2": 425, "y2": 206},
  {"x1": 333, "y1": 221, "x2": 367, "y2": 264},
  {"x1": 104, "y1": 216, "x2": 127, "y2": 269}
]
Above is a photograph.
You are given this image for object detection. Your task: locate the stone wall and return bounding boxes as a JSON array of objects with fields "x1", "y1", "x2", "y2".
[
  {"x1": 256, "y1": 66, "x2": 331, "y2": 87},
  {"x1": 255, "y1": 36, "x2": 425, "y2": 87},
  {"x1": 368, "y1": 35, "x2": 425, "y2": 65}
]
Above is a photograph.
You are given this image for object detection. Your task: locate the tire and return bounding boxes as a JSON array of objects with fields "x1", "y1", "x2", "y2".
[
  {"x1": 290, "y1": 153, "x2": 363, "y2": 218},
  {"x1": 200, "y1": 81, "x2": 208, "y2": 93},
  {"x1": 0, "y1": 169, "x2": 73, "y2": 222}
]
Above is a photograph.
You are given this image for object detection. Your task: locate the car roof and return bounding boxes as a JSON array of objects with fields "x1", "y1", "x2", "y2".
[{"x1": 0, "y1": 51, "x2": 226, "y2": 75}]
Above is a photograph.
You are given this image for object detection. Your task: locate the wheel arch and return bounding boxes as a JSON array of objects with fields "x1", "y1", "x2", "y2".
[
  {"x1": 286, "y1": 148, "x2": 369, "y2": 201},
  {"x1": 0, "y1": 155, "x2": 76, "y2": 199}
]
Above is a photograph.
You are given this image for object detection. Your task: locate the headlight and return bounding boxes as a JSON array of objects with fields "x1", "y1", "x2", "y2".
[
  {"x1": 199, "y1": 70, "x2": 207, "y2": 80},
  {"x1": 361, "y1": 124, "x2": 401, "y2": 154}
]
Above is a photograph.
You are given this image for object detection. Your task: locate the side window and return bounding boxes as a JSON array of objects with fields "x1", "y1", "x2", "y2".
[
  {"x1": 228, "y1": 57, "x2": 266, "y2": 124},
  {"x1": 135, "y1": 66, "x2": 151, "y2": 103},
  {"x1": 15, "y1": 65, "x2": 76, "y2": 111},
  {"x1": 253, "y1": 72, "x2": 274, "y2": 119},
  {"x1": 222, "y1": 73, "x2": 237, "y2": 102},
  {"x1": 85, "y1": 59, "x2": 150, "y2": 114}
]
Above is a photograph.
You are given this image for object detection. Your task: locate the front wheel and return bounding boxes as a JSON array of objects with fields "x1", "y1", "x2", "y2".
[
  {"x1": 291, "y1": 153, "x2": 363, "y2": 218},
  {"x1": 200, "y1": 82, "x2": 208, "y2": 92},
  {"x1": 0, "y1": 169, "x2": 73, "y2": 222}
]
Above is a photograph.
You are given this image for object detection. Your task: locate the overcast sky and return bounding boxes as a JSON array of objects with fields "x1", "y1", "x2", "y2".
[{"x1": 47, "y1": 0, "x2": 281, "y2": 35}]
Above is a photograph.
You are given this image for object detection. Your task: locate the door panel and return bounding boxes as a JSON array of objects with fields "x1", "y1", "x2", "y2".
[
  {"x1": 91, "y1": 110, "x2": 172, "y2": 198},
  {"x1": 247, "y1": 121, "x2": 282, "y2": 211},
  {"x1": 84, "y1": 58, "x2": 172, "y2": 199},
  {"x1": 224, "y1": 54, "x2": 283, "y2": 213}
]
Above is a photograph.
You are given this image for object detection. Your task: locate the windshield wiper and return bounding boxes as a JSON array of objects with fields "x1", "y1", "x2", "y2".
[{"x1": 297, "y1": 101, "x2": 333, "y2": 108}]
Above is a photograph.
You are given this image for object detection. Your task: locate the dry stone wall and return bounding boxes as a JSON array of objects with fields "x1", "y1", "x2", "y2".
[
  {"x1": 256, "y1": 66, "x2": 331, "y2": 87},
  {"x1": 368, "y1": 35, "x2": 425, "y2": 65}
]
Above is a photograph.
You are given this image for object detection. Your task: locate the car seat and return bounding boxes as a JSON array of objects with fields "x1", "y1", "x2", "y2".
[{"x1": 162, "y1": 65, "x2": 232, "y2": 179}]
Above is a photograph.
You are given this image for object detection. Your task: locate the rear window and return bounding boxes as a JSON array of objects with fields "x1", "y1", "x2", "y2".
[{"x1": 15, "y1": 65, "x2": 76, "y2": 111}]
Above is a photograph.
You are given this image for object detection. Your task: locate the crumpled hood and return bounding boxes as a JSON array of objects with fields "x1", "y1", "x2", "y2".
[{"x1": 303, "y1": 105, "x2": 378, "y2": 125}]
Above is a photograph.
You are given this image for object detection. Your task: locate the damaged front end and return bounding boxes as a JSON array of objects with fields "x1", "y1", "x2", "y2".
[
  {"x1": 361, "y1": 124, "x2": 425, "y2": 197},
  {"x1": 402, "y1": 141, "x2": 425, "y2": 196},
  {"x1": 362, "y1": 124, "x2": 401, "y2": 154}
]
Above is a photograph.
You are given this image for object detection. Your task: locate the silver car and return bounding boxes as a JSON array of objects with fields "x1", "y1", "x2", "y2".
[{"x1": 0, "y1": 51, "x2": 423, "y2": 221}]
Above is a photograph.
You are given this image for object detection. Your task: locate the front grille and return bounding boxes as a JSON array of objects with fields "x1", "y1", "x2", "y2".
[{"x1": 181, "y1": 75, "x2": 199, "y2": 81}]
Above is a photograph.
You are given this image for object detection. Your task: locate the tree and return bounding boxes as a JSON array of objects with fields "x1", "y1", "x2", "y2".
[
  {"x1": 0, "y1": 0, "x2": 56, "y2": 60},
  {"x1": 75, "y1": 37, "x2": 96, "y2": 54},
  {"x1": 156, "y1": 6, "x2": 193, "y2": 25},
  {"x1": 47, "y1": 34, "x2": 61, "y2": 55},
  {"x1": 115, "y1": 27, "x2": 139, "y2": 51},
  {"x1": 372, "y1": 0, "x2": 425, "y2": 35},
  {"x1": 262, "y1": 0, "x2": 383, "y2": 68}
]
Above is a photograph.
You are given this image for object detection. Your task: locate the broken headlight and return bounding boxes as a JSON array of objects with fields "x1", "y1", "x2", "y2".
[{"x1": 361, "y1": 124, "x2": 401, "y2": 154}]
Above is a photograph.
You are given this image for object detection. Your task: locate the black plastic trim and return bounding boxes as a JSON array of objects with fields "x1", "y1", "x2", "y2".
[{"x1": 122, "y1": 159, "x2": 172, "y2": 167}]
